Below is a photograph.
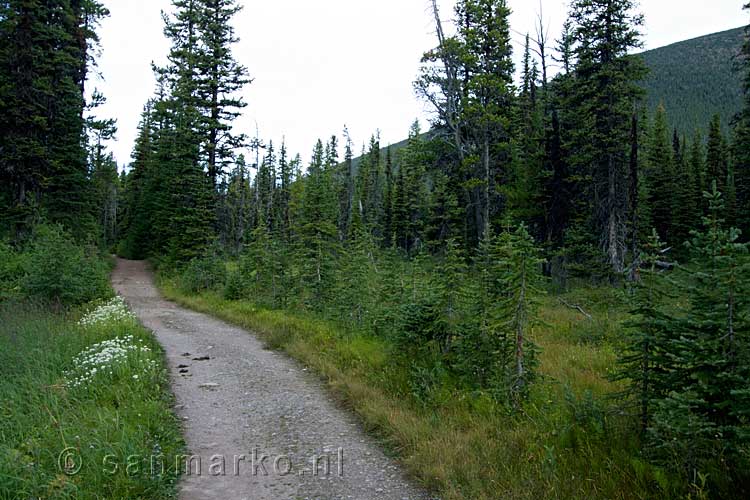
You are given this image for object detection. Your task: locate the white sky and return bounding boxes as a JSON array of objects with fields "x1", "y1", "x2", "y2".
[{"x1": 91, "y1": 0, "x2": 747, "y2": 168}]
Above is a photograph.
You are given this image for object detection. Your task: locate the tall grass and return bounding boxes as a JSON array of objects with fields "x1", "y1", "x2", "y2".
[
  {"x1": 161, "y1": 279, "x2": 679, "y2": 499},
  {"x1": 0, "y1": 302, "x2": 183, "y2": 499}
]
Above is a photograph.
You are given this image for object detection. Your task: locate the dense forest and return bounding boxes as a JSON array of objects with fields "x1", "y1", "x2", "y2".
[{"x1": 2, "y1": 0, "x2": 750, "y2": 498}]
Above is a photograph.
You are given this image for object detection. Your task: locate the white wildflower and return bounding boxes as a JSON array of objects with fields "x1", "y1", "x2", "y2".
[
  {"x1": 64, "y1": 335, "x2": 157, "y2": 389},
  {"x1": 78, "y1": 296, "x2": 136, "y2": 328}
]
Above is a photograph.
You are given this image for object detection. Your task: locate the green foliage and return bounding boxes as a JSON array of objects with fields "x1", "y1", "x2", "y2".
[
  {"x1": 21, "y1": 225, "x2": 110, "y2": 306},
  {"x1": 567, "y1": 0, "x2": 648, "y2": 274},
  {"x1": 483, "y1": 224, "x2": 545, "y2": 405},
  {"x1": 617, "y1": 186, "x2": 750, "y2": 495},
  {"x1": 734, "y1": 8, "x2": 750, "y2": 237},
  {"x1": 614, "y1": 229, "x2": 674, "y2": 432},
  {"x1": 223, "y1": 269, "x2": 245, "y2": 301},
  {"x1": 179, "y1": 253, "x2": 227, "y2": 294},
  {"x1": 648, "y1": 186, "x2": 750, "y2": 485},
  {"x1": 0, "y1": 240, "x2": 25, "y2": 301},
  {"x1": 645, "y1": 106, "x2": 676, "y2": 244},
  {"x1": 0, "y1": 0, "x2": 110, "y2": 239}
]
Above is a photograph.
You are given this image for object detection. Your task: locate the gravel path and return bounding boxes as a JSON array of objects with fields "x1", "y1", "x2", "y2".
[{"x1": 112, "y1": 258, "x2": 430, "y2": 500}]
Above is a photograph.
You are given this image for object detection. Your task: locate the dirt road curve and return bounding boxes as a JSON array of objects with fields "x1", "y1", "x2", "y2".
[{"x1": 112, "y1": 259, "x2": 430, "y2": 500}]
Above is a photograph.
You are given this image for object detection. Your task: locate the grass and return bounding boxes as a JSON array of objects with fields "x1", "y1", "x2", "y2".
[
  {"x1": 160, "y1": 278, "x2": 680, "y2": 500},
  {"x1": 0, "y1": 302, "x2": 184, "y2": 500}
]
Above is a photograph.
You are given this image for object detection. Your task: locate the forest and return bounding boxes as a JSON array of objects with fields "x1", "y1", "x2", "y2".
[{"x1": 1, "y1": 0, "x2": 750, "y2": 499}]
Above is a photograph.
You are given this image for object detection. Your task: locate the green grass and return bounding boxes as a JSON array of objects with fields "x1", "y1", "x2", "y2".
[
  {"x1": 160, "y1": 278, "x2": 681, "y2": 500},
  {"x1": 0, "y1": 302, "x2": 184, "y2": 499}
]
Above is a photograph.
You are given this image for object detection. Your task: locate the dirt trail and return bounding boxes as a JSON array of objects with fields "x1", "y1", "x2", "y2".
[{"x1": 112, "y1": 258, "x2": 430, "y2": 500}]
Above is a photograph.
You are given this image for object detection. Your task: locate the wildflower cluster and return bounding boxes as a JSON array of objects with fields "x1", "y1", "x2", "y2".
[
  {"x1": 65, "y1": 336, "x2": 158, "y2": 389},
  {"x1": 78, "y1": 296, "x2": 136, "y2": 327}
]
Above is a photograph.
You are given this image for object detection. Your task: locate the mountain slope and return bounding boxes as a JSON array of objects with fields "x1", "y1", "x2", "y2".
[{"x1": 640, "y1": 26, "x2": 746, "y2": 134}]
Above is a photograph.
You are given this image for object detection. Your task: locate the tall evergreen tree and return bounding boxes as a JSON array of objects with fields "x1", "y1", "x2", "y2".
[
  {"x1": 615, "y1": 229, "x2": 674, "y2": 432},
  {"x1": 646, "y1": 105, "x2": 676, "y2": 245},
  {"x1": 568, "y1": 0, "x2": 648, "y2": 275},
  {"x1": 651, "y1": 184, "x2": 750, "y2": 478},
  {"x1": 706, "y1": 114, "x2": 728, "y2": 194},
  {"x1": 417, "y1": 0, "x2": 515, "y2": 245},
  {"x1": 194, "y1": 0, "x2": 251, "y2": 187},
  {"x1": 732, "y1": 3, "x2": 750, "y2": 236},
  {"x1": 0, "y1": 0, "x2": 109, "y2": 238}
]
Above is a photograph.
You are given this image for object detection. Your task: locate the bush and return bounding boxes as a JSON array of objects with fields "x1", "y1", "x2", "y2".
[
  {"x1": 223, "y1": 270, "x2": 245, "y2": 300},
  {"x1": 22, "y1": 224, "x2": 110, "y2": 306},
  {"x1": 179, "y1": 254, "x2": 227, "y2": 294},
  {"x1": 0, "y1": 241, "x2": 25, "y2": 301}
]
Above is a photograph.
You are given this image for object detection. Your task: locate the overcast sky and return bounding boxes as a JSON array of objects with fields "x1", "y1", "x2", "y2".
[{"x1": 91, "y1": 0, "x2": 747, "y2": 168}]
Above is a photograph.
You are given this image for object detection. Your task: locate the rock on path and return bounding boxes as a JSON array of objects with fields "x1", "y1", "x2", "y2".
[{"x1": 112, "y1": 258, "x2": 430, "y2": 500}]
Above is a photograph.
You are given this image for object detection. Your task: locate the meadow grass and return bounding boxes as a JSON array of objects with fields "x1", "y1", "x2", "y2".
[
  {"x1": 160, "y1": 279, "x2": 680, "y2": 500},
  {"x1": 0, "y1": 302, "x2": 183, "y2": 500}
]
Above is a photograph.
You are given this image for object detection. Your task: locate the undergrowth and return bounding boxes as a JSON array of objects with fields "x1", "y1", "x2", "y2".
[{"x1": 160, "y1": 277, "x2": 683, "y2": 499}]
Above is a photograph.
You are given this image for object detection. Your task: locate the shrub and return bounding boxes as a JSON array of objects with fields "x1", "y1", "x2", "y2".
[
  {"x1": 223, "y1": 270, "x2": 246, "y2": 300},
  {"x1": 22, "y1": 225, "x2": 110, "y2": 306},
  {"x1": 0, "y1": 241, "x2": 25, "y2": 301},
  {"x1": 179, "y1": 254, "x2": 227, "y2": 294}
]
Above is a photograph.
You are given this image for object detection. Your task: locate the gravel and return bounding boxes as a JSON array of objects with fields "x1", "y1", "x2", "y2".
[{"x1": 112, "y1": 258, "x2": 432, "y2": 500}]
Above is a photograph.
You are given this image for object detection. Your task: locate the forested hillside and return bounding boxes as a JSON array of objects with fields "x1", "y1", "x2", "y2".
[{"x1": 641, "y1": 26, "x2": 745, "y2": 134}]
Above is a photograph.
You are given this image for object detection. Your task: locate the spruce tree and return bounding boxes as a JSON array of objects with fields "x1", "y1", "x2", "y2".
[
  {"x1": 296, "y1": 140, "x2": 339, "y2": 309},
  {"x1": 194, "y1": 0, "x2": 251, "y2": 187},
  {"x1": 457, "y1": 0, "x2": 515, "y2": 242},
  {"x1": 688, "y1": 131, "x2": 707, "y2": 218},
  {"x1": 733, "y1": 3, "x2": 750, "y2": 236},
  {"x1": 416, "y1": 0, "x2": 515, "y2": 245},
  {"x1": 646, "y1": 105, "x2": 676, "y2": 245},
  {"x1": 568, "y1": 0, "x2": 648, "y2": 274},
  {"x1": 706, "y1": 114, "x2": 728, "y2": 195},
  {"x1": 507, "y1": 35, "x2": 545, "y2": 235},
  {"x1": 615, "y1": 229, "x2": 674, "y2": 432},
  {"x1": 651, "y1": 184, "x2": 750, "y2": 479},
  {"x1": 223, "y1": 154, "x2": 252, "y2": 255},
  {"x1": 494, "y1": 223, "x2": 544, "y2": 407},
  {"x1": 382, "y1": 147, "x2": 394, "y2": 248},
  {"x1": 0, "y1": 0, "x2": 108, "y2": 238}
]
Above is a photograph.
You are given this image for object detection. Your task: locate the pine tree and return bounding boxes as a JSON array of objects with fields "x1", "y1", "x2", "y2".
[
  {"x1": 465, "y1": 225, "x2": 544, "y2": 403},
  {"x1": 651, "y1": 184, "x2": 750, "y2": 478},
  {"x1": 457, "y1": 0, "x2": 515, "y2": 242},
  {"x1": 434, "y1": 238, "x2": 468, "y2": 355},
  {"x1": 568, "y1": 0, "x2": 648, "y2": 275},
  {"x1": 275, "y1": 142, "x2": 293, "y2": 240},
  {"x1": 296, "y1": 140, "x2": 339, "y2": 309},
  {"x1": 688, "y1": 131, "x2": 707, "y2": 218},
  {"x1": 335, "y1": 223, "x2": 378, "y2": 327},
  {"x1": 394, "y1": 122, "x2": 431, "y2": 254},
  {"x1": 499, "y1": 224, "x2": 544, "y2": 406},
  {"x1": 0, "y1": 0, "x2": 108, "y2": 238},
  {"x1": 706, "y1": 114, "x2": 728, "y2": 195},
  {"x1": 507, "y1": 35, "x2": 545, "y2": 234},
  {"x1": 733, "y1": 3, "x2": 750, "y2": 236},
  {"x1": 194, "y1": 0, "x2": 251, "y2": 187},
  {"x1": 382, "y1": 147, "x2": 394, "y2": 248},
  {"x1": 646, "y1": 105, "x2": 676, "y2": 245},
  {"x1": 223, "y1": 154, "x2": 252, "y2": 255},
  {"x1": 615, "y1": 229, "x2": 674, "y2": 432},
  {"x1": 416, "y1": 0, "x2": 515, "y2": 245}
]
